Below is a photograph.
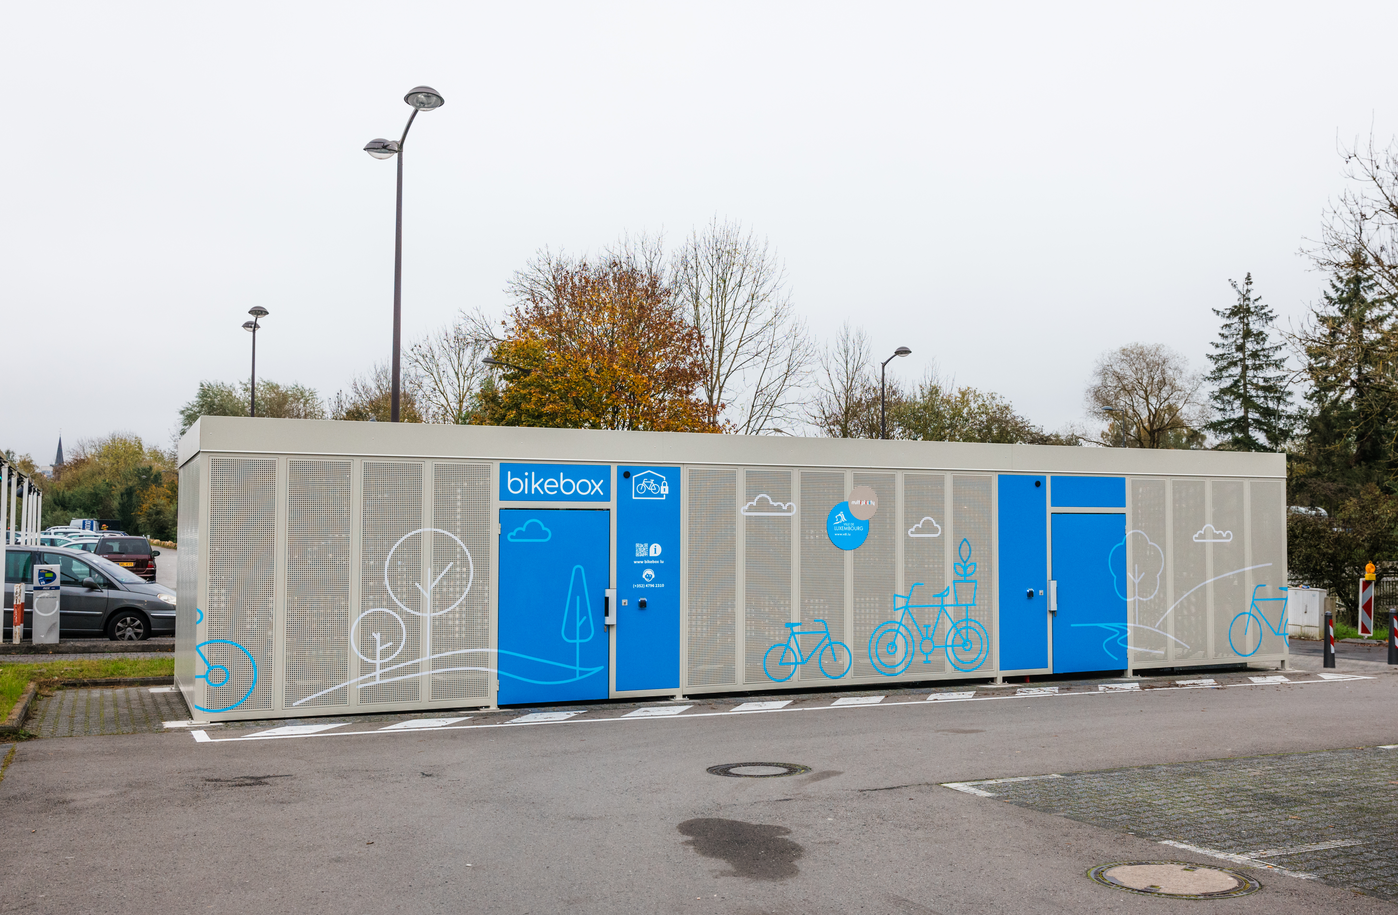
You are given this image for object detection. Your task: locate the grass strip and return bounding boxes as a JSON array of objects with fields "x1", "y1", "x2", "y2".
[{"x1": 0, "y1": 657, "x2": 175, "y2": 722}]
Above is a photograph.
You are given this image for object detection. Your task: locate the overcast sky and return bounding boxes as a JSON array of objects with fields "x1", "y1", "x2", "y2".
[{"x1": 4, "y1": 1, "x2": 1396, "y2": 467}]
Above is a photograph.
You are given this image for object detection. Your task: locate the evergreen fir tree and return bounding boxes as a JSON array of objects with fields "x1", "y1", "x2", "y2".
[{"x1": 1204, "y1": 273, "x2": 1292, "y2": 450}]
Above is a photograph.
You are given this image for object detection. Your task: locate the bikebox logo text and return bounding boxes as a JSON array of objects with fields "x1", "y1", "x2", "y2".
[{"x1": 500, "y1": 463, "x2": 610, "y2": 502}]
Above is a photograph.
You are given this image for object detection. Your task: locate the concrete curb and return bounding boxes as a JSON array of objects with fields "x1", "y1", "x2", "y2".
[
  {"x1": 0, "y1": 682, "x2": 38, "y2": 735},
  {"x1": 0, "y1": 640, "x2": 174, "y2": 656}
]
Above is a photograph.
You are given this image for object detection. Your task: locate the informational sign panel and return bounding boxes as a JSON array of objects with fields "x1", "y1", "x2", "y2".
[
  {"x1": 31, "y1": 564, "x2": 60, "y2": 644},
  {"x1": 826, "y1": 501, "x2": 869, "y2": 550},
  {"x1": 499, "y1": 463, "x2": 611, "y2": 503},
  {"x1": 615, "y1": 466, "x2": 680, "y2": 691}
]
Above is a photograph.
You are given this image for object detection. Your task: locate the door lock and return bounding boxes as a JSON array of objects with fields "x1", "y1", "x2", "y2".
[{"x1": 604, "y1": 589, "x2": 616, "y2": 626}]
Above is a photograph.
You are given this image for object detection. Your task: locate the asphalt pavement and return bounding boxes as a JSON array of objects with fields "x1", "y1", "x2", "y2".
[{"x1": 1, "y1": 644, "x2": 1396, "y2": 914}]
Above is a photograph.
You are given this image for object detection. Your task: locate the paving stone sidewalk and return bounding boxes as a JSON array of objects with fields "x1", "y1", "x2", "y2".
[
  {"x1": 26, "y1": 687, "x2": 190, "y2": 738},
  {"x1": 952, "y1": 746, "x2": 1398, "y2": 902}
]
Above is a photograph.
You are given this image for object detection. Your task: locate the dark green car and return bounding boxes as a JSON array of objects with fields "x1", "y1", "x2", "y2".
[{"x1": 4, "y1": 545, "x2": 176, "y2": 641}]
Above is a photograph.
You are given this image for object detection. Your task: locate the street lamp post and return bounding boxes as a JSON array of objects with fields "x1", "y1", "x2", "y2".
[
  {"x1": 243, "y1": 306, "x2": 269, "y2": 418},
  {"x1": 365, "y1": 85, "x2": 446, "y2": 423},
  {"x1": 880, "y1": 346, "x2": 912, "y2": 440}
]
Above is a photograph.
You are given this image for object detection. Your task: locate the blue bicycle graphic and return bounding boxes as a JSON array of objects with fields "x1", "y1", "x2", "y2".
[
  {"x1": 869, "y1": 539, "x2": 989, "y2": 674},
  {"x1": 194, "y1": 638, "x2": 258, "y2": 713},
  {"x1": 763, "y1": 619, "x2": 852, "y2": 681},
  {"x1": 1228, "y1": 584, "x2": 1289, "y2": 657}
]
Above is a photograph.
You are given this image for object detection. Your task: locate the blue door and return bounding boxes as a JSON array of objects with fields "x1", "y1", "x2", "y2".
[
  {"x1": 1051, "y1": 513, "x2": 1127, "y2": 674},
  {"x1": 998, "y1": 475, "x2": 1048, "y2": 670},
  {"x1": 498, "y1": 509, "x2": 610, "y2": 705},
  {"x1": 616, "y1": 467, "x2": 681, "y2": 691}
]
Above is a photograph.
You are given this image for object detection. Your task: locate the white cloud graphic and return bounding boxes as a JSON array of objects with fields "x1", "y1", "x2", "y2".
[
  {"x1": 1192, "y1": 524, "x2": 1233, "y2": 543},
  {"x1": 907, "y1": 516, "x2": 942, "y2": 538},
  {"x1": 506, "y1": 519, "x2": 552, "y2": 542},
  {"x1": 741, "y1": 494, "x2": 795, "y2": 516}
]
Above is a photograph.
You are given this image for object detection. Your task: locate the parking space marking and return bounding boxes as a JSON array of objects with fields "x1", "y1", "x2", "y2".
[
  {"x1": 942, "y1": 774, "x2": 1063, "y2": 797},
  {"x1": 507, "y1": 712, "x2": 579, "y2": 724},
  {"x1": 379, "y1": 717, "x2": 471, "y2": 731},
  {"x1": 184, "y1": 673, "x2": 1379, "y2": 744},
  {"x1": 622, "y1": 706, "x2": 692, "y2": 718},
  {"x1": 148, "y1": 687, "x2": 175, "y2": 694},
  {"x1": 1317, "y1": 672, "x2": 1364, "y2": 681},
  {"x1": 731, "y1": 700, "x2": 791, "y2": 712},
  {"x1": 1098, "y1": 683, "x2": 1140, "y2": 692},
  {"x1": 1157, "y1": 839, "x2": 1318, "y2": 880},
  {"x1": 162, "y1": 720, "x2": 222, "y2": 729},
  {"x1": 1247, "y1": 839, "x2": 1364, "y2": 858},
  {"x1": 1249, "y1": 675, "x2": 1290, "y2": 684}
]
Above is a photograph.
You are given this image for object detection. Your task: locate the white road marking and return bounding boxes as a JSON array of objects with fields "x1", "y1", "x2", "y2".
[
  {"x1": 379, "y1": 717, "x2": 471, "y2": 731},
  {"x1": 1099, "y1": 683, "x2": 1140, "y2": 692},
  {"x1": 1016, "y1": 687, "x2": 1058, "y2": 697},
  {"x1": 1379, "y1": 745, "x2": 1398, "y2": 750},
  {"x1": 1157, "y1": 840, "x2": 1318, "y2": 879},
  {"x1": 928, "y1": 691, "x2": 977, "y2": 701},
  {"x1": 1317, "y1": 672, "x2": 1361, "y2": 680},
  {"x1": 622, "y1": 706, "x2": 692, "y2": 718},
  {"x1": 832, "y1": 696, "x2": 884, "y2": 706},
  {"x1": 507, "y1": 712, "x2": 579, "y2": 724},
  {"x1": 1247, "y1": 839, "x2": 1363, "y2": 858},
  {"x1": 942, "y1": 774, "x2": 1063, "y2": 797},
  {"x1": 1176, "y1": 678, "x2": 1217, "y2": 687},
  {"x1": 191, "y1": 730, "x2": 212, "y2": 743},
  {"x1": 148, "y1": 687, "x2": 175, "y2": 693},
  {"x1": 162, "y1": 720, "x2": 222, "y2": 729},
  {"x1": 250, "y1": 723, "x2": 346, "y2": 738},
  {"x1": 731, "y1": 700, "x2": 791, "y2": 712},
  {"x1": 1249, "y1": 675, "x2": 1290, "y2": 684}
]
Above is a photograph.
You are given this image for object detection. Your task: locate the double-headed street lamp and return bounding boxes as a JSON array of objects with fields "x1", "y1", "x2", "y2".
[
  {"x1": 365, "y1": 85, "x2": 445, "y2": 423},
  {"x1": 881, "y1": 346, "x2": 912, "y2": 440},
  {"x1": 242, "y1": 306, "x2": 269, "y2": 417}
]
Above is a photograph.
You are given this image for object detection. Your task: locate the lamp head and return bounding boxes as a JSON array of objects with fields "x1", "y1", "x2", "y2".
[
  {"x1": 404, "y1": 86, "x2": 444, "y2": 110},
  {"x1": 242, "y1": 321, "x2": 257, "y2": 332},
  {"x1": 894, "y1": 346, "x2": 912, "y2": 357},
  {"x1": 248, "y1": 306, "x2": 269, "y2": 318},
  {"x1": 364, "y1": 138, "x2": 400, "y2": 160}
]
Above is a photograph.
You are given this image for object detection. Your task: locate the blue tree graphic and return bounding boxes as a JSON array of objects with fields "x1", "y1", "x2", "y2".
[{"x1": 560, "y1": 564, "x2": 594, "y2": 674}]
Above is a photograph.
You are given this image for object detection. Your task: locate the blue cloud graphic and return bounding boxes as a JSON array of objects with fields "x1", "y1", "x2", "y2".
[{"x1": 507, "y1": 518, "x2": 552, "y2": 543}]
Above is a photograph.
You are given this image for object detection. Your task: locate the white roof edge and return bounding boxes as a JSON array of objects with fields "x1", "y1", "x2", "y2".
[{"x1": 179, "y1": 416, "x2": 1287, "y2": 479}]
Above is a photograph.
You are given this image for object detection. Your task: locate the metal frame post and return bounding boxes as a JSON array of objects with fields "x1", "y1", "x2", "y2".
[
  {"x1": 1323, "y1": 610, "x2": 1336, "y2": 668},
  {"x1": 1389, "y1": 610, "x2": 1397, "y2": 666},
  {"x1": 0, "y1": 463, "x2": 8, "y2": 544}
]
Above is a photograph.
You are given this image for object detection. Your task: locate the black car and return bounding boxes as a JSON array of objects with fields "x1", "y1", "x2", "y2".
[{"x1": 4, "y1": 545, "x2": 176, "y2": 641}]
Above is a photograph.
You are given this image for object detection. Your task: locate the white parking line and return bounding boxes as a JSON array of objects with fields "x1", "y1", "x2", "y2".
[
  {"x1": 250, "y1": 723, "x2": 346, "y2": 738},
  {"x1": 622, "y1": 706, "x2": 692, "y2": 718},
  {"x1": 1157, "y1": 840, "x2": 1318, "y2": 880},
  {"x1": 1249, "y1": 675, "x2": 1290, "y2": 684},
  {"x1": 731, "y1": 700, "x2": 791, "y2": 712},
  {"x1": 942, "y1": 774, "x2": 1063, "y2": 797},
  {"x1": 928, "y1": 691, "x2": 977, "y2": 701},
  {"x1": 507, "y1": 712, "x2": 579, "y2": 724},
  {"x1": 831, "y1": 696, "x2": 884, "y2": 706},
  {"x1": 148, "y1": 687, "x2": 175, "y2": 694},
  {"x1": 1016, "y1": 686, "x2": 1059, "y2": 697},
  {"x1": 1176, "y1": 678, "x2": 1218, "y2": 687},
  {"x1": 1247, "y1": 839, "x2": 1363, "y2": 858},
  {"x1": 1098, "y1": 683, "x2": 1140, "y2": 692},
  {"x1": 379, "y1": 717, "x2": 471, "y2": 731},
  {"x1": 1317, "y1": 672, "x2": 1362, "y2": 681}
]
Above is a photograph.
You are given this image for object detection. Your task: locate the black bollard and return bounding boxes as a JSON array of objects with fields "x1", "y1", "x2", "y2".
[
  {"x1": 1389, "y1": 610, "x2": 1397, "y2": 666},
  {"x1": 1323, "y1": 610, "x2": 1336, "y2": 668}
]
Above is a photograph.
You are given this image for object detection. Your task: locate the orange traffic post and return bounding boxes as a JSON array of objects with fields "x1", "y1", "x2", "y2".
[{"x1": 1359, "y1": 562, "x2": 1377, "y2": 639}]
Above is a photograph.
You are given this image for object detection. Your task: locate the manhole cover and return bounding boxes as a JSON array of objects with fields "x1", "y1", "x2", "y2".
[
  {"x1": 707, "y1": 762, "x2": 811, "y2": 778},
  {"x1": 1087, "y1": 861, "x2": 1260, "y2": 899}
]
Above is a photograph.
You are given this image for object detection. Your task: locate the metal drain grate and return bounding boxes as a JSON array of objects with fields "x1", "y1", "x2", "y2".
[
  {"x1": 1087, "y1": 861, "x2": 1260, "y2": 899},
  {"x1": 707, "y1": 762, "x2": 811, "y2": 778}
]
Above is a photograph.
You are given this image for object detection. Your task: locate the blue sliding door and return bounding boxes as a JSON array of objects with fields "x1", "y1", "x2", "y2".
[{"x1": 1051, "y1": 513, "x2": 1127, "y2": 674}]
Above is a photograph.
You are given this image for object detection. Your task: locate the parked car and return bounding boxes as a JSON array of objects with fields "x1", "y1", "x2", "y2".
[
  {"x1": 4, "y1": 545, "x2": 175, "y2": 640},
  {"x1": 91, "y1": 536, "x2": 160, "y2": 582}
]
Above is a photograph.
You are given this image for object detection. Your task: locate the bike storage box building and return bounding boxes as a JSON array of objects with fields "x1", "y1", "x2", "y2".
[{"x1": 174, "y1": 417, "x2": 1287, "y2": 720}]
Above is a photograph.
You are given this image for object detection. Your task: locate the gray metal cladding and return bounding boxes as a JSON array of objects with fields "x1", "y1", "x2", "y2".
[
  {"x1": 1129, "y1": 478, "x2": 1169, "y2": 663},
  {"x1": 1250, "y1": 479, "x2": 1287, "y2": 657},
  {"x1": 1210, "y1": 480, "x2": 1246, "y2": 660},
  {"x1": 851, "y1": 472, "x2": 896, "y2": 679},
  {"x1": 1172, "y1": 480, "x2": 1208, "y2": 659},
  {"x1": 799, "y1": 471, "x2": 846, "y2": 682},
  {"x1": 429, "y1": 463, "x2": 491, "y2": 701},
  {"x1": 744, "y1": 469, "x2": 793, "y2": 685},
  {"x1": 686, "y1": 467, "x2": 737, "y2": 687},
  {"x1": 175, "y1": 459, "x2": 200, "y2": 691},
  {"x1": 903, "y1": 473, "x2": 946, "y2": 674},
  {"x1": 951, "y1": 475, "x2": 995, "y2": 661},
  {"x1": 358, "y1": 462, "x2": 424, "y2": 705},
  {"x1": 207, "y1": 458, "x2": 275, "y2": 711},
  {"x1": 285, "y1": 460, "x2": 352, "y2": 708}
]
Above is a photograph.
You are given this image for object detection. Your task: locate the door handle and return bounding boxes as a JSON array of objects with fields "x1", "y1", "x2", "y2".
[
  {"x1": 604, "y1": 589, "x2": 616, "y2": 626},
  {"x1": 1048, "y1": 580, "x2": 1058, "y2": 615}
]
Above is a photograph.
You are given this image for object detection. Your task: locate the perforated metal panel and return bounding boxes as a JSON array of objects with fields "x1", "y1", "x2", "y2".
[
  {"x1": 1129, "y1": 479, "x2": 1169, "y2": 662},
  {"x1": 285, "y1": 460, "x2": 351, "y2": 708},
  {"x1": 1171, "y1": 480, "x2": 1207, "y2": 659},
  {"x1": 799, "y1": 471, "x2": 846, "y2": 682},
  {"x1": 852, "y1": 473, "x2": 897, "y2": 679},
  {"x1": 903, "y1": 473, "x2": 946, "y2": 674},
  {"x1": 686, "y1": 468, "x2": 737, "y2": 687},
  {"x1": 358, "y1": 462, "x2": 424, "y2": 705},
  {"x1": 1249, "y1": 480, "x2": 1287, "y2": 657},
  {"x1": 206, "y1": 458, "x2": 275, "y2": 711},
  {"x1": 744, "y1": 469, "x2": 792, "y2": 685},
  {"x1": 1210, "y1": 481, "x2": 1246, "y2": 659},
  {"x1": 429, "y1": 463, "x2": 492, "y2": 701},
  {"x1": 950, "y1": 475, "x2": 994, "y2": 667},
  {"x1": 175, "y1": 459, "x2": 200, "y2": 690}
]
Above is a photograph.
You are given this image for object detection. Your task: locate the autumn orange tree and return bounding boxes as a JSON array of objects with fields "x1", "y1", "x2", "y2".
[{"x1": 481, "y1": 249, "x2": 720, "y2": 432}]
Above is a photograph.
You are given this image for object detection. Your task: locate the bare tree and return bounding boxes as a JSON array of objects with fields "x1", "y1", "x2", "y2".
[
  {"x1": 807, "y1": 323, "x2": 887, "y2": 438},
  {"x1": 1306, "y1": 134, "x2": 1398, "y2": 301},
  {"x1": 407, "y1": 310, "x2": 493, "y2": 424},
  {"x1": 1084, "y1": 343, "x2": 1209, "y2": 448},
  {"x1": 330, "y1": 361, "x2": 424, "y2": 423},
  {"x1": 672, "y1": 218, "x2": 814, "y2": 434}
]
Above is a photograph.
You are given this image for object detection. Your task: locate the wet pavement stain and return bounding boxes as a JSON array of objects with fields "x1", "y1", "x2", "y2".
[
  {"x1": 201, "y1": 774, "x2": 293, "y2": 788},
  {"x1": 678, "y1": 817, "x2": 804, "y2": 880}
]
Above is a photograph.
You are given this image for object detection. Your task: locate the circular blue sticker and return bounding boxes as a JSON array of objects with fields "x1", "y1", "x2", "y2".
[{"x1": 827, "y1": 501, "x2": 869, "y2": 550}]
